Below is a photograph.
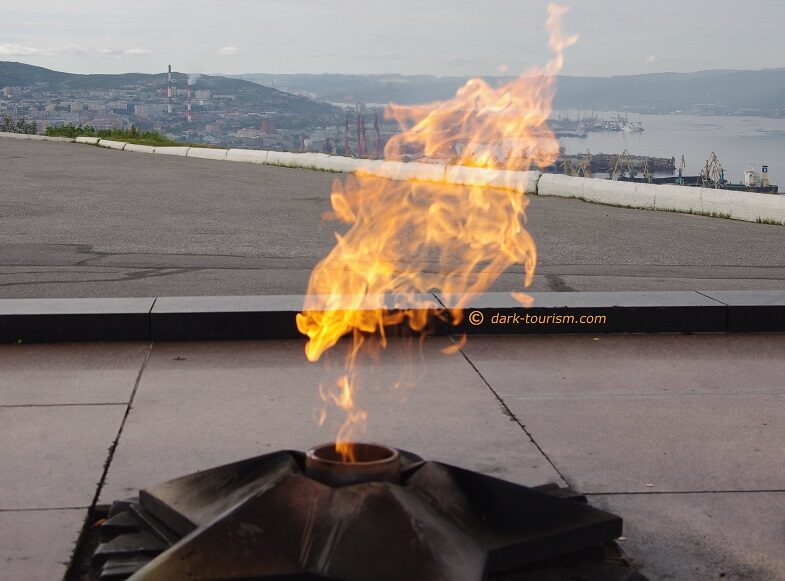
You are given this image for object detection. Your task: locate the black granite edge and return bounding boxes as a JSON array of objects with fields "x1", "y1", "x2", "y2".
[
  {"x1": 0, "y1": 298, "x2": 155, "y2": 343},
  {"x1": 450, "y1": 304, "x2": 726, "y2": 335},
  {"x1": 150, "y1": 293, "x2": 441, "y2": 314},
  {"x1": 150, "y1": 308, "x2": 449, "y2": 341},
  {"x1": 697, "y1": 290, "x2": 785, "y2": 332},
  {"x1": 149, "y1": 294, "x2": 445, "y2": 341},
  {"x1": 2, "y1": 292, "x2": 785, "y2": 343},
  {"x1": 436, "y1": 290, "x2": 725, "y2": 309},
  {"x1": 0, "y1": 313, "x2": 151, "y2": 343}
]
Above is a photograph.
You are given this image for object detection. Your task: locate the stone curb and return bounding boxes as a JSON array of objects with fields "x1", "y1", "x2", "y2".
[{"x1": 1, "y1": 291, "x2": 783, "y2": 343}]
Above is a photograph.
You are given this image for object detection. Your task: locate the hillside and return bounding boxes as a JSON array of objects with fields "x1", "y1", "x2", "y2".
[
  {"x1": 0, "y1": 61, "x2": 339, "y2": 120},
  {"x1": 0, "y1": 61, "x2": 76, "y2": 87},
  {"x1": 233, "y1": 69, "x2": 785, "y2": 116},
  {"x1": 555, "y1": 69, "x2": 785, "y2": 114},
  {"x1": 233, "y1": 73, "x2": 472, "y2": 105}
]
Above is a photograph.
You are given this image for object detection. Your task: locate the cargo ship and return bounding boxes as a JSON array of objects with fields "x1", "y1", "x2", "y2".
[
  {"x1": 552, "y1": 151, "x2": 779, "y2": 194},
  {"x1": 618, "y1": 156, "x2": 779, "y2": 194}
]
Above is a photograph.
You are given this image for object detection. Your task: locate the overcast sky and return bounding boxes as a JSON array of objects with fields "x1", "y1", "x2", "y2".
[{"x1": 1, "y1": 0, "x2": 783, "y2": 77}]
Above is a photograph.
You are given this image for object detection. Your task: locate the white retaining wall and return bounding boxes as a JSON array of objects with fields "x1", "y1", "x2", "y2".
[
  {"x1": 538, "y1": 174, "x2": 658, "y2": 209},
  {"x1": 356, "y1": 160, "x2": 447, "y2": 183},
  {"x1": 226, "y1": 149, "x2": 268, "y2": 163},
  {"x1": 97, "y1": 139, "x2": 126, "y2": 150},
  {"x1": 153, "y1": 146, "x2": 190, "y2": 156},
  {"x1": 445, "y1": 166, "x2": 540, "y2": 194},
  {"x1": 187, "y1": 147, "x2": 228, "y2": 161},
  {"x1": 537, "y1": 173, "x2": 785, "y2": 222},
  {"x1": 701, "y1": 187, "x2": 785, "y2": 222},
  {"x1": 3, "y1": 132, "x2": 783, "y2": 223},
  {"x1": 124, "y1": 143, "x2": 156, "y2": 154},
  {"x1": 0, "y1": 131, "x2": 74, "y2": 142}
]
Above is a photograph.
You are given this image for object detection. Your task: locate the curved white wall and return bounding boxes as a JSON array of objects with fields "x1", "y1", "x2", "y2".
[{"x1": 4, "y1": 132, "x2": 783, "y2": 224}]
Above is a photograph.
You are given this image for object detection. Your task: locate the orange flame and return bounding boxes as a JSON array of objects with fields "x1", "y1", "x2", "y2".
[{"x1": 297, "y1": 4, "x2": 575, "y2": 462}]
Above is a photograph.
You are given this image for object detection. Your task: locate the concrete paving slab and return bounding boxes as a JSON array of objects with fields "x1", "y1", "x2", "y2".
[
  {"x1": 593, "y1": 492, "x2": 785, "y2": 580},
  {"x1": 459, "y1": 334, "x2": 785, "y2": 397},
  {"x1": 0, "y1": 342, "x2": 148, "y2": 405},
  {"x1": 498, "y1": 393, "x2": 785, "y2": 493},
  {"x1": 100, "y1": 338, "x2": 561, "y2": 504},
  {"x1": 459, "y1": 332, "x2": 785, "y2": 494},
  {"x1": 0, "y1": 405, "x2": 126, "y2": 509},
  {"x1": 0, "y1": 508, "x2": 86, "y2": 581}
]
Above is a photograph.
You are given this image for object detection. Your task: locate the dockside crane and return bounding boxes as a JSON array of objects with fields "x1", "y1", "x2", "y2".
[
  {"x1": 374, "y1": 113, "x2": 381, "y2": 160},
  {"x1": 676, "y1": 155, "x2": 686, "y2": 185},
  {"x1": 344, "y1": 112, "x2": 351, "y2": 156},
  {"x1": 609, "y1": 148, "x2": 635, "y2": 180},
  {"x1": 700, "y1": 152, "x2": 725, "y2": 188},
  {"x1": 642, "y1": 158, "x2": 652, "y2": 183}
]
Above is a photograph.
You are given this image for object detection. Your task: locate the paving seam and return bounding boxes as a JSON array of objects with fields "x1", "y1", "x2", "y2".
[
  {"x1": 147, "y1": 297, "x2": 157, "y2": 345},
  {"x1": 88, "y1": 342, "x2": 153, "y2": 508},
  {"x1": 0, "y1": 403, "x2": 129, "y2": 408},
  {"x1": 450, "y1": 335, "x2": 572, "y2": 488},
  {"x1": 0, "y1": 506, "x2": 90, "y2": 512},
  {"x1": 64, "y1": 342, "x2": 153, "y2": 576},
  {"x1": 695, "y1": 289, "x2": 731, "y2": 331},
  {"x1": 586, "y1": 489, "x2": 785, "y2": 496},
  {"x1": 496, "y1": 392, "x2": 785, "y2": 400}
]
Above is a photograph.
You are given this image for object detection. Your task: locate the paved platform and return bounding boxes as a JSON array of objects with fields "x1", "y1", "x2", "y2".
[
  {"x1": 1, "y1": 334, "x2": 784, "y2": 580},
  {"x1": 2, "y1": 139, "x2": 785, "y2": 298}
]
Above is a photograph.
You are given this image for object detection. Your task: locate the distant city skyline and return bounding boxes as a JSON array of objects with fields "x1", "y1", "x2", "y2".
[{"x1": 1, "y1": 0, "x2": 784, "y2": 77}]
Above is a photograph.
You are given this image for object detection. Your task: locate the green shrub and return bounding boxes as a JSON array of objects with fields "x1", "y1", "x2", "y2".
[
  {"x1": 45, "y1": 124, "x2": 174, "y2": 145},
  {"x1": 45, "y1": 123, "x2": 96, "y2": 138},
  {"x1": 1, "y1": 115, "x2": 37, "y2": 134}
]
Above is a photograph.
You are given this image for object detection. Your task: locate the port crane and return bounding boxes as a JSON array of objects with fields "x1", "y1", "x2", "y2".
[
  {"x1": 676, "y1": 155, "x2": 686, "y2": 185},
  {"x1": 609, "y1": 149, "x2": 636, "y2": 180},
  {"x1": 642, "y1": 158, "x2": 652, "y2": 183},
  {"x1": 577, "y1": 149, "x2": 592, "y2": 178},
  {"x1": 700, "y1": 152, "x2": 725, "y2": 188},
  {"x1": 560, "y1": 151, "x2": 592, "y2": 178}
]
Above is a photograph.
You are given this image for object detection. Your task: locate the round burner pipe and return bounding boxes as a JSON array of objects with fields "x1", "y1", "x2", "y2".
[{"x1": 305, "y1": 442, "x2": 401, "y2": 487}]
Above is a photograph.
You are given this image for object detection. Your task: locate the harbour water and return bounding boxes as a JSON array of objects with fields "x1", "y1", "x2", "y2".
[{"x1": 555, "y1": 111, "x2": 785, "y2": 187}]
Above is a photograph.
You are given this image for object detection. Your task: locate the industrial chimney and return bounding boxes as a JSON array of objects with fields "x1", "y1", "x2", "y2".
[{"x1": 167, "y1": 65, "x2": 173, "y2": 115}]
